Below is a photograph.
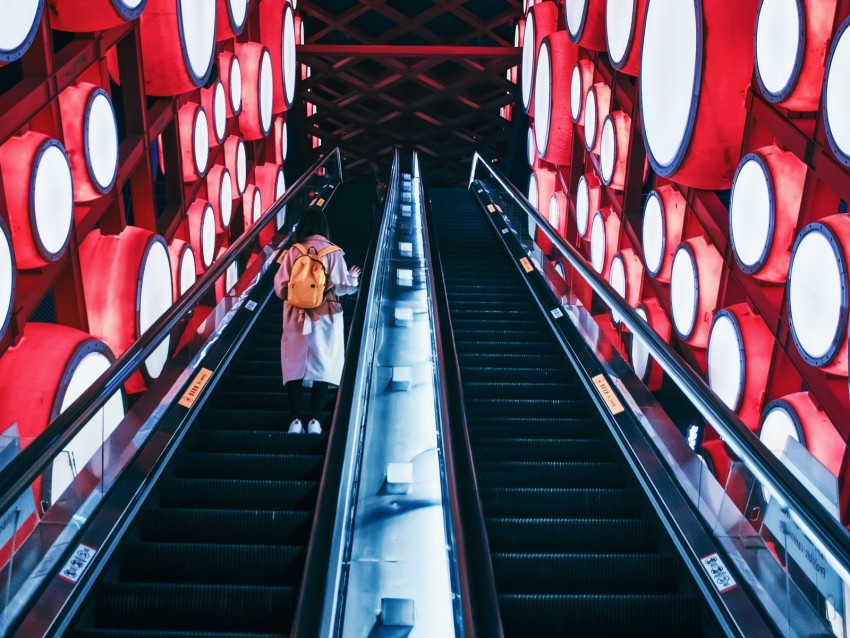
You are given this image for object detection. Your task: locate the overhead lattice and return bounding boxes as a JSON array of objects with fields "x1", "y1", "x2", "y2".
[{"x1": 299, "y1": 0, "x2": 521, "y2": 185}]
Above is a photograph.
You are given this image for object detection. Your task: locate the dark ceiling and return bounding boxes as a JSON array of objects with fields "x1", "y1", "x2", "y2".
[{"x1": 298, "y1": 0, "x2": 522, "y2": 186}]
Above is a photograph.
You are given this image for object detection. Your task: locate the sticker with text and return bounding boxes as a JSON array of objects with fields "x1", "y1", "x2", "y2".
[
  {"x1": 179, "y1": 368, "x2": 213, "y2": 408},
  {"x1": 551, "y1": 308, "x2": 564, "y2": 319},
  {"x1": 701, "y1": 553, "x2": 737, "y2": 593},
  {"x1": 487, "y1": 204, "x2": 496, "y2": 213},
  {"x1": 59, "y1": 544, "x2": 96, "y2": 584},
  {"x1": 246, "y1": 300, "x2": 258, "y2": 311},
  {"x1": 591, "y1": 374, "x2": 625, "y2": 415},
  {"x1": 501, "y1": 228, "x2": 509, "y2": 234},
  {"x1": 519, "y1": 257, "x2": 534, "y2": 273}
]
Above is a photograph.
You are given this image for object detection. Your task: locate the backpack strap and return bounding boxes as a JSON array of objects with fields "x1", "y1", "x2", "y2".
[
  {"x1": 316, "y1": 244, "x2": 341, "y2": 258},
  {"x1": 292, "y1": 243, "x2": 307, "y2": 256}
]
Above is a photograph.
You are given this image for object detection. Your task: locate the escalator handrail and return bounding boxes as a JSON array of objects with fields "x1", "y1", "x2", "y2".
[
  {"x1": 420, "y1": 174, "x2": 505, "y2": 636},
  {"x1": 469, "y1": 151, "x2": 850, "y2": 583},
  {"x1": 0, "y1": 148, "x2": 344, "y2": 520},
  {"x1": 290, "y1": 148, "x2": 400, "y2": 637}
]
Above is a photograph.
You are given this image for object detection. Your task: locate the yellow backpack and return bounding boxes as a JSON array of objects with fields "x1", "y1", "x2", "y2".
[{"x1": 286, "y1": 242, "x2": 341, "y2": 309}]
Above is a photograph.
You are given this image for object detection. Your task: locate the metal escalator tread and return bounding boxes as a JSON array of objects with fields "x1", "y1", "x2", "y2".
[
  {"x1": 70, "y1": 185, "x2": 376, "y2": 638},
  {"x1": 430, "y1": 188, "x2": 703, "y2": 637}
]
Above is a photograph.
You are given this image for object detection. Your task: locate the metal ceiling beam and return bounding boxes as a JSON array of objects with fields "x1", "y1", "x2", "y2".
[{"x1": 299, "y1": 44, "x2": 520, "y2": 58}]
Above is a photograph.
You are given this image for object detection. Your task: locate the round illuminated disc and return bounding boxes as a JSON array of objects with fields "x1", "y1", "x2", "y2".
[
  {"x1": 590, "y1": 211, "x2": 606, "y2": 273},
  {"x1": 554, "y1": 261, "x2": 565, "y2": 278},
  {"x1": 566, "y1": 0, "x2": 588, "y2": 40},
  {"x1": 179, "y1": 0, "x2": 216, "y2": 85},
  {"x1": 251, "y1": 188, "x2": 262, "y2": 224},
  {"x1": 607, "y1": 0, "x2": 638, "y2": 67},
  {"x1": 575, "y1": 175, "x2": 590, "y2": 237},
  {"x1": 788, "y1": 224, "x2": 847, "y2": 364},
  {"x1": 230, "y1": 55, "x2": 243, "y2": 115},
  {"x1": 760, "y1": 402, "x2": 801, "y2": 456},
  {"x1": 730, "y1": 154, "x2": 772, "y2": 273},
  {"x1": 139, "y1": 238, "x2": 173, "y2": 380},
  {"x1": 570, "y1": 63, "x2": 582, "y2": 122},
  {"x1": 33, "y1": 140, "x2": 74, "y2": 259},
  {"x1": 179, "y1": 245, "x2": 196, "y2": 295},
  {"x1": 259, "y1": 48, "x2": 274, "y2": 135},
  {"x1": 527, "y1": 126, "x2": 536, "y2": 166},
  {"x1": 609, "y1": 253, "x2": 626, "y2": 323},
  {"x1": 275, "y1": 168, "x2": 286, "y2": 199},
  {"x1": 528, "y1": 172, "x2": 539, "y2": 210},
  {"x1": 193, "y1": 107, "x2": 210, "y2": 177},
  {"x1": 226, "y1": 259, "x2": 239, "y2": 292},
  {"x1": 225, "y1": 0, "x2": 249, "y2": 33},
  {"x1": 825, "y1": 17, "x2": 850, "y2": 165},
  {"x1": 236, "y1": 139, "x2": 247, "y2": 194},
  {"x1": 548, "y1": 194, "x2": 560, "y2": 230},
  {"x1": 707, "y1": 312, "x2": 744, "y2": 411},
  {"x1": 640, "y1": 0, "x2": 699, "y2": 172},
  {"x1": 584, "y1": 87, "x2": 598, "y2": 151},
  {"x1": 85, "y1": 90, "x2": 119, "y2": 192},
  {"x1": 642, "y1": 191, "x2": 664, "y2": 277},
  {"x1": 670, "y1": 244, "x2": 698, "y2": 339},
  {"x1": 0, "y1": 219, "x2": 13, "y2": 340},
  {"x1": 534, "y1": 41, "x2": 552, "y2": 156},
  {"x1": 220, "y1": 168, "x2": 233, "y2": 228},
  {"x1": 600, "y1": 116, "x2": 616, "y2": 183},
  {"x1": 755, "y1": 0, "x2": 802, "y2": 100},
  {"x1": 283, "y1": 5, "x2": 297, "y2": 107},
  {"x1": 521, "y1": 15, "x2": 536, "y2": 110},
  {"x1": 213, "y1": 80, "x2": 227, "y2": 142},
  {"x1": 200, "y1": 203, "x2": 216, "y2": 266},
  {"x1": 280, "y1": 119, "x2": 288, "y2": 161},
  {"x1": 631, "y1": 305, "x2": 652, "y2": 380},
  {"x1": 0, "y1": 0, "x2": 41, "y2": 61}
]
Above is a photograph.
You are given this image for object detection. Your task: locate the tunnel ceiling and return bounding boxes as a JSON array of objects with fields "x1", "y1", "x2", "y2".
[{"x1": 299, "y1": 0, "x2": 521, "y2": 186}]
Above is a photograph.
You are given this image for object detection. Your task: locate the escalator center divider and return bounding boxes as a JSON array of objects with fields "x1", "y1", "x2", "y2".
[
  {"x1": 40, "y1": 184, "x2": 379, "y2": 638},
  {"x1": 429, "y1": 185, "x2": 726, "y2": 637}
]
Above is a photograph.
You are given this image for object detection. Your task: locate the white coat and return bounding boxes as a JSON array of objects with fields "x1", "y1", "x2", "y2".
[{"x1": 273, "y1": 235, "x2": 360, "y2": 385}]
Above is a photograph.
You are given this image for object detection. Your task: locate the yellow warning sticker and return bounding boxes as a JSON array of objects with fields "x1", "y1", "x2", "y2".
[
  {"x1": 592, "y1": 374, "x2": 624, "y2": 415},
  {"x1": 179, "y1": 368, "x2": 213, "y2": 408},
  {"x1": 519, "y1": 257, "x2": 534, "y2": 273},
  {"x1": 487, "y1": 204, "x2": 496, "y2": 213},
  {"x1": 316, "y1": 198, "x2": 326, "y2": 207}
]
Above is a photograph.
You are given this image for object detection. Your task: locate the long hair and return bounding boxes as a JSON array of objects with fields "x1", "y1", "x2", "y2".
[{"x1": 293, "y1": 205, "x2": 330, "y2": 243}]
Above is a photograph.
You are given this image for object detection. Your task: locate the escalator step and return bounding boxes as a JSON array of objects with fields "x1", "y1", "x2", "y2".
[
  {"x1": 175, "y1": 453, "x2": 324, "y2": 480},
  {"x1": 479, "y1": 487, "x2": 642, "y2": 518},
  {"x1": 158, "y1": 478, "x2": 317, "y2": 510},
  {"x1": 211, "y1": 390, "x2": 285, "y2": 410},
  {"x1": 490, "y1": 553, "x2": 679, "y2": 594},
  {"x1": 120, "y1": 543, "x2": 304, "y2": 585},
  {"x1": 94, "y1": 583, "x2": 295, "y2": 632},
  {"x1": 462, "y1": 382, "x2": 577, "y2": 400},
  {"x1": 465, "y1": 398, "x2": 596, "y2": 418},
  {"x1": 497, "y1": 593, "x2": 699, "y2": 637},
  {"x1": 189, "y1": 430, "x2": 327, "y2": 455},
  {"x1": 141, "y1": 508, "x2": 311, "y2": 544},
  {"x1": 466, "y1": 419, "x2": 602, "y2": 439},
  {"x1": 199, "y1": 409, "x2": 290, "y2": 430},
  {"x1": 76, "y1": 631, "x2": 284, "y2": 638},
  {"x1": 455, "y1": 341, "x2": 554, "y2": 355},
  {"x1": 476, "y1": 461, "x2": 627, "y2": 488},
  {"x1": 485, "y1": 518, "x2": 658, "y2": 553},
  {"x1": 473, "y1": 439, "x2": 614, "y2": 462},
  {"x1": 460, "y1": 367, "x2": 577, "y2": 383}
]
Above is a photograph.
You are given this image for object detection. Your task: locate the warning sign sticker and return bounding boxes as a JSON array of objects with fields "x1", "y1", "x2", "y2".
[
  {"x1": 591, "y1": 374, "x2": 624, "y2": 415},
  {"x1": 179, "y1": 368, "x2": 213, "y2": 408},
  {"x1": 701, "y1": 553, "x2": 737, "y2": 593}
]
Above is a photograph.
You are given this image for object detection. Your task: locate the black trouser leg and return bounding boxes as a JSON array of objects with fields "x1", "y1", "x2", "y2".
[
  {"x1": 286, "y1": 379, "x2": 304, "y2": 422},
  {"x1": 310, "y1": 381, "x2": 330, "y2": 422}
]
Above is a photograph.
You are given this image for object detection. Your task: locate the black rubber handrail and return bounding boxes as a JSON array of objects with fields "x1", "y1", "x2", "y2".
[
  {"x1": 469, "y1": 152, "x2": 850, "y2": 583},
  {"x1": 0, "y1": 148, "x2": 344, "y2": 520},
  {"x1": 420, "y1": 170, "x2": 505, "y2": 636},
  {"x1": 290, "y1": 148, "x2": 399, "y2": 637}
]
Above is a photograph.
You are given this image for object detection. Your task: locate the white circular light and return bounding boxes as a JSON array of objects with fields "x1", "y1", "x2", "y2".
[
  {"x1": 179, "y1": 245, "x2": 196, "y2": 295},
  {"x1": 590, "y1": 212, "x2": 606, "y2": 273},
  {"x1": 730, "y1": 155, "x2": 772, "y2": 272},
  {"x1": 139, "y1": 238, "x2": 172, "y2": 380},
  {"x1": 640, "y1": 0, "x2": 698, "y2": 169},
  {"x1": 760, "y1": 403, "x2": 801, "y2": 455},
  {"x1": 283, "y1": 5, "x2": 297, "y2": 107},
  {"x1": 584, "y1": 88, "x2": 598, "y2": 151},
  {"x1": 213, "y1": 80, "x2": 227, "y2": 142},
  {"x1": 180, "y1": 0, "x2": 216, "y2": 84},
  {"x1": 570, "y1": 64, "x2": 582, "y2": 122},
  {"x1": 707, "y1": 312, "x2": 744, "y2": 410},
  {"x1": 226, "y1": 0, "x2": 249, "y2": 32},
  {"x1": 201, "y1": 203, "x2": 216, "y2": 266},
  {"x1": 276, "y1": 168, "x2": 286, "y2": 198},
  {"x1": 825, "y1": 17, "x2": 850, "y2": 164},
  {"x1": 609, "y1": 254, "x2": 626, "y2": 323},
  {"x1": 33, "y1": 141, "x2": 74, "y2": 258},
  {"x1": 521, "y1": 16, "x2": 536, "y2": 110},
  {"x1": 252, "y1": 188, "x2": 262, "y2": 223},
  {"x1": 534, "y1": 41, "x2": 552, "y2": 156},
  {"x1": 60, "y1": 348, "x2": 123, "y2": 420},
  {"x1": 0, "y1": 220, "x2": 13, "y2": 339},
  {"x1": 193, "y1": 107, "x2": 210, "y2": 177},
  {"x1": 671, "y1": 245, "x2": 698, "y2": 339},
  {"x1": 566, "y1": 0, "x2": 587, "y2": 39},
  {"x1": 755, "y1": 0, "x2": 801, "y2": 99},
  {"x1": 0, "y1": 0, "x2": 41, "y2": 59},
  {"x1": 220, "y1": 169, "x2": 233, "y2": 227},
  {"x1": 631, "y1": 306, "x2": 652, "y2": 380},
  {"x1": 576, "y1": 175, "x2": 590, "y2": 237},
  {"x1": 527, "y1": 126, "x2": 536, "y2": 166},
  {"x1": 226, "y1": 259, "x2": 238, "y2": 292},
  {"x1": 788, "y1": 226, "x2": 846, "y2": 363},
  {"x1": 607, "y1": 0, "x2": 637, "y2": 66},
  {"x1": 642, "y1": 191, "x2": 664, "y2": 276},
  {"x1": 259, "y1": 49, "x2": 274, "y2": 135},
  {"x1": 528, "y1": 172, "x2": 539, "y2": 210},
  {"x1": 548, "y1": 194, "x2": 560, "y2": 230},
  {"x1": 280, "y1": 120, "x2": 288, "y2": 161},
  {"x1": 236, "y1": 139, "x2": 247, "y2": 194},
  {"x1": 86, "y1": 90, "x2": 119, "y2": 192},
  {"x1": 600, "y1": 116, "x2": 616, "y2": 183},
  {"x1": 231, "y1": 55, "x2": 243, "y2": 114}
]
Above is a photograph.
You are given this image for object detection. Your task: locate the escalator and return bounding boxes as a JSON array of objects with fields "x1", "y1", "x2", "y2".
[
  {"x1": 70, "y1": 184, "x2": 376, "y2": 638},
  {"x1": 429, "y1": 187, "x2": 714, "y2": 637}
]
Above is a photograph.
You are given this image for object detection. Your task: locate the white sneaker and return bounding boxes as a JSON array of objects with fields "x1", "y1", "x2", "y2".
[
  {"x1": 288, "y1": 419, "x2": 304, "y2": 434},
  {"x1": 307, "y1": 419, "x2": 322, "y2": 434}
]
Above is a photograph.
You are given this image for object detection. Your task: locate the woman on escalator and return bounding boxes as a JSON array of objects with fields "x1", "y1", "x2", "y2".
[{"x1": 274, "y1": 206, "x2": 361, "y2": 434}]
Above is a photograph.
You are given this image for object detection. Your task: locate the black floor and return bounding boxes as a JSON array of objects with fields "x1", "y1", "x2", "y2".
[
  {"x1": 430, "y1": 187, "x2": 709, "y2": 637},
  {"x1": 70, "y1": 184, "x2": 375, "y2": 638}
]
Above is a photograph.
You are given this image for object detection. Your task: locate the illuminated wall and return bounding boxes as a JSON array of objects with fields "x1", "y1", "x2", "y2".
[{"x1": 519, "y1": 0, "x2": 850, "y2": 517}]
